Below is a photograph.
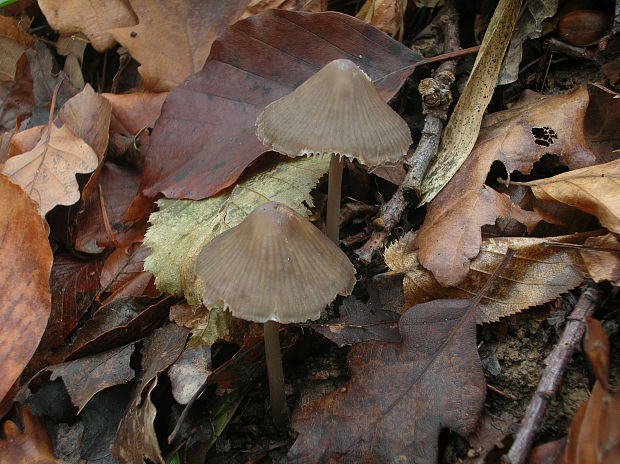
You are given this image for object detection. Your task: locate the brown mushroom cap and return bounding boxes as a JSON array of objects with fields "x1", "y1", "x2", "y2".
[
  {"x1": 195, "y1": 202, "x2": 356, "y2": 323},
  {"x1": 255, "y1": 59, "x2": 412, "y2": 167}
]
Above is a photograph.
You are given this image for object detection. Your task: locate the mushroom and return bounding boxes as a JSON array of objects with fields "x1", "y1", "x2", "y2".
[
  {"x1": 256, "y1": 59, "x2": 412, "y2": 243},
  {"x1": 195, "y1": 202, "x2": 356, "y2": 429}
]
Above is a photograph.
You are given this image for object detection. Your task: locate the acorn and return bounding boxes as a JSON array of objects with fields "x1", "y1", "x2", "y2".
[{"x1": 558, "y1": 10, "x2": 611, "y2": 46}]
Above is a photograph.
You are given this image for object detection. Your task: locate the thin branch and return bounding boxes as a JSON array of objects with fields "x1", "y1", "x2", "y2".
[
  {"x1": 504, "y1": 286, "x2": 603, "y2": 464},
  {"x1": 355, "y1": 0, "x2": 460, "y2": 263}
]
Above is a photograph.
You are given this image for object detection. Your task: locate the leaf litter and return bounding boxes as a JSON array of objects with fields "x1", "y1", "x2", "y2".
[{"x1": 0, "y1": 2, "x2": 618, "y2": 464}]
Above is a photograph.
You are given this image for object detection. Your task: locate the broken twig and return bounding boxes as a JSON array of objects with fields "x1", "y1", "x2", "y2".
[
  {"x1": 504, "y1": 286, "x2": 603, "y2": 464},
  {"x1": 355, "y1": 0, "x2": 460, "y2": 263}
]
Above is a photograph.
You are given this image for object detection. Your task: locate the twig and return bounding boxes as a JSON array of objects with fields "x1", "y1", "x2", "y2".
[
  {"x1": 355, "y1": 0, "x2": 460, "y2": 264},
  {"x1": 504, "y1": 286, "x2": 603, "y2": 464}
]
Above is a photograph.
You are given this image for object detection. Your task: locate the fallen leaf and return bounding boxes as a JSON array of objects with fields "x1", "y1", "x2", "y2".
[
  {"x1": 420, "y1": 0, "x2": 522, "y2": 204},
  {"x1": 73, "y1": 162, "x2": 141, "y2": 253},
  {"x1": 0, "y1": 175, "x2": 52, "y2": 403},
  {"x1": 102, "y1": 91, "x2": 168, "y2": 135},
  {"x1": 2, "y1": 123, "x2": 99, "y2": 215},
  {"x1": 48, "y1": 344, "x2": 135, "y2": 413},
  {"x1": 356, "y1": 0, "x2": 407, "y2": 39},
  {"x1": 62, "y1": 296, "x2": 172, "y2": 361},
  {"x1": 523, "y1": 159, "x2": 620, "y2": 234},
  {"x1": 585, "y1": 87, "x2": 620, "y2": 164},
  {"x1": 144, "y1": 155, "x2": 329, "y2": 302},
  {"x1": 38, "y1": 0, "x2": 137, "y2": 51},
  {"x1": 527, "y1": 439, "x2": 566, "y2": 464},
  {"x1": 113, "y1": 323, "x2": 188, "y2": 464},
  {"x1": 584, "y1": 317, "x2": 610, "y2": 390},
  {"x1": 0, "y1": 15, "x2": 34, "y2": 82},
  {"x1": 108, "y1": 0, "x2": 249, "y2": 91},
  {"x1": 168, "y1": 344, "x2": 211, "y2": 405},
  {"x1": 0, "y1": 54, "x2": 33, "y2": 132},
  {"x1": 141, "y1": 9, "x2": 423, "y2": 200},
  {"x1": 289, "y1": 297, "x2": 486, "y2": 463},
  {"x1": 241, "y1": 0, "x2": 326, "y2": 18},
  {"x1": 414, "y1": 87, "x2": 595, "y2": 287},
  {"x1": 0, "y1": 406, "x2": 59, "y2": 464},
  {"x1": 579, "y1": 234, "x2": 620, "y2": 286},
  {"x1": 385, "y1": 232, "x2": 587, "y2": 323},
  {"x1": 57, "y1": 84, "x2": 111, "y2": 161},
  {"x1": 312, "y1": 275, "x2": 403, "y2": 346},
  {"x1": 99, "y1": 242, "x2": 158, "y2": 302}
]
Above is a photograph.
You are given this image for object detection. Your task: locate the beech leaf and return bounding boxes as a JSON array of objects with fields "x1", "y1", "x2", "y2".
[
  {"x1": 0, "y1": 175, "x2": 52, "y2": 404},
  {"x1": 141, "y1": 9, "x2": 422, "y2": 200},
  {"x1": 414, "y1": 86, "x2": 595, "y2": 287},
  {"x1": 108, "y1": 0, "x2": 249, "y2": 91},
  {"x1": 385, "y1": 232, "x2": 587, "y2": 323},
  {"x1": 1, "y1": 124, "x2": 99, "y2": 215},
  {"x1": 289, "y1": 298, "x2": 485, "y2": 463},
  {"x1": 143, "y1": 155, "x2": 329, "y2": 303},
  {"x1": 579, "y1": 234, "x2": 620, "y2": 286}
]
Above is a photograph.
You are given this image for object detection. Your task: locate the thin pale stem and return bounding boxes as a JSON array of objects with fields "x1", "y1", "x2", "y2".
[
  {"x1": 263, "y1": 320, "x2": 288, "y2": 430},
  {"x1": 326, "y1": 156, "x2": 344, "y2": 244}
]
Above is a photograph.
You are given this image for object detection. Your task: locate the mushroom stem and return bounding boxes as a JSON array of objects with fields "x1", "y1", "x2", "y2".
[
  {"x1": 326, "y1": 156, "x2": 344, "y2": 244},
  {"x1": 263, "y1": 320, "x2": 289, "y2": 430}
]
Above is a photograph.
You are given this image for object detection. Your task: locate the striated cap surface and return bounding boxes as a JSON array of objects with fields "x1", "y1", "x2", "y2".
[
  {"x1": 255, "y1": 59, "x2": 412, "y2": 167},
  {"x1": 195, "y1": 202, "x2": 356, "y2": 323}
]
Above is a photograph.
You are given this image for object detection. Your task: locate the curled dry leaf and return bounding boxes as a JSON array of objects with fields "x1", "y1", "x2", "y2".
[
  {"x1": 414, "y1": 86, "x2": 595, "y2": 287},
  {"x1": 0, "y1": 406, "x2": 60, "y2": 464},
  {"x1": 1, "y1": 123, "x2": 98, "y2": 215},
  {"x1": 0, "y1": 175, "x2": 52, "y2": 403},
  {"x1": 48, "y1": 344, "x2": 135, "y2": 413},
  {"x1": 523, "y1": 158, "x2": 620, "y2": 234},
  {"x1": 385, "y1": 232, "x2": 587, "y2": 323},
  {"x1": 102, "y1": 92, "x2": 168, "y2": 135},
  {"x1": 584, "y1": 317, "x2": 610, "y2": 390},
  {"x1": 0, "y1": 53, "x2": 33, "y2": 132},
  {"x1": 108, "y1": 0, "x2": 249, "y2": 91},
  {"x1": 579, "y1": 233, "x2": 620, "y2": 286},
  {"x1": 0, "y1": 15, "x2": 34, "y2": 82},
  {"x1": 113, "y1": 324, "x2": 188, "y2": 464},
  {"x1": 142, "y1": 9, "x2": 422, "y2": 200},
  {"x1": 38, "y1": 0, "x2": 137, "y2": 51},
  {"x1": 290, "y1": 298, "x2": 485, "y2": 463},
  {"x1": 144, "y1": 155, "x2": 329, "y2": 302}
]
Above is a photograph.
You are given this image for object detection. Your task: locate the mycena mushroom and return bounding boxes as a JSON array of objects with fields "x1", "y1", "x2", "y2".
[
  {"x1": 195, "y1": 202, "x2": 356, "y2": 429},
  {"x1": 256, "y1": 59, "x2": 412, "y2": 244}
]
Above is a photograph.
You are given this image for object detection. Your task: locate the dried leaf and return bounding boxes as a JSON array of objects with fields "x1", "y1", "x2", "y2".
[
  {"x1": 420, "y1": 0, "x2": 522, "y2": 204},
  {"x1": 289, "y1": 298, "x2": 485, "y2": 463},
  {"x1": 48, "y1": 344, "x2": 135, "y2": 413},
  {"x1": 356, "y1": 0, "x2": 408, "y2": 38},
  {"x1": 144, "y1": 155, "x2": 329, "y2": 302},
  {"x1": 524, "y1": 159, "x2": 620, "y2": 234},
  {"x1": 38, "y1": 0, "x2": 137, "y2": 51},
  {"x1": 2, "y1": 124, "x2": 98, "y2": 215},
  {"x1": 113, "y1": 324, "x2": 188, "y2": 464},
  {"x1": 108, "y1": 0, "x2": 249, "y2": 91},
  {"x1": 580, "y1": 234, "x2": 620, "y2": 286},
  {"x1": 141, "y1": 9, "x2": 422, "y2": 200},
  {"x1": 102, "y1": 91, "x2": 168, "y2": 135},
  {"x1": 414, "y1": 87, "x2": 595, "y2": 287},
  {"x1": 0, "y1": 406, "x2": 59, "y2": 464},
  {"x1": 0, "y1": 54, "x2": 33, "y2": 132},
  {"x1": 0, "y1": 15, "x2": 34, "y2": 81},
  {"x1": 0, "y1": 175, "x2": 52, "y2": 403},
  {"x1": 99, "y1": 242, "x2": 158, "y2": 302},
  {"x1": 385, "y1": 232, "x2": 587, "y2": 323},
  {"x1": 242, "y1": 0, "x2": 326, "y2": 18}
]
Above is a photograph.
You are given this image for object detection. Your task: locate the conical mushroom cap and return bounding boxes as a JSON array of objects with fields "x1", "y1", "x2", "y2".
[
  {"x1": 256, "y1": 59, "x2": 412, "y2": 167},
  {"x1": 195, "y1": 202, "x2": 356, "y2": 323}
]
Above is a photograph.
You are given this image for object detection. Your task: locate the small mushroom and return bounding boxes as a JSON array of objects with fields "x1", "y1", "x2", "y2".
[
  {"x1": 195, "y1": 202, "x2": 356, "y2": 429},
  {"x1": 256, "y1": 59, "x2": 412, "y2": 243}
]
